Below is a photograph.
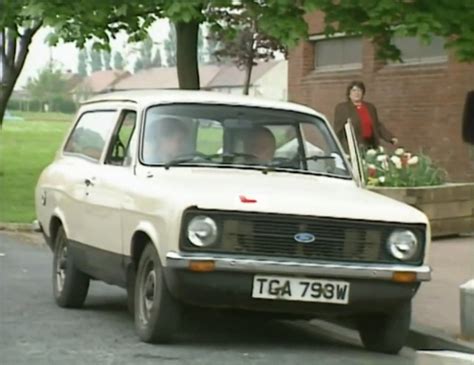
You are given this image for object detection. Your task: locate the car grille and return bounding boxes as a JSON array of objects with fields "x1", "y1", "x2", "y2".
[{"x1": 180, "y1": 210, "x2": 425, "y2": 265}]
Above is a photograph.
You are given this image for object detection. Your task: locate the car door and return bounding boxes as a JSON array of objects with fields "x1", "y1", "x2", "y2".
[
  {"x1": 80, "y1": 109, "x2": 138, "y2": 286},
  {"x1": 344, "y1": 121, "x2": 366, "y2": 187},
  {"x1": 61, "y1": 109, "x2": 119, "y2": 245}
]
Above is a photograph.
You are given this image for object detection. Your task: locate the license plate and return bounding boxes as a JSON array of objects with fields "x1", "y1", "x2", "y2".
[{"x1": 252, "y1": 275, "x2": 350, "y2": 304}]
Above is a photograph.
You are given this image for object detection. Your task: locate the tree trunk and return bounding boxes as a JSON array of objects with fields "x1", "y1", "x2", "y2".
[
  {"x1": 175, "y1": 21, "x2": 200, "y2": 90},
  {"x1": 0, "y1": 24, "x2": 42, "y2": 128},
  {"x1": 243, "y1": 58, "x2": 254, "y2": 96},
  {"x1": 0, "y1": 84, "x2": 14, "y2": 127}
]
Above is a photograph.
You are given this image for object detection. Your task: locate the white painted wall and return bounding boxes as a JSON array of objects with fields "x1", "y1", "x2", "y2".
[{"x1": 253, "y1": 61, "x2": 288, "y2": 101}]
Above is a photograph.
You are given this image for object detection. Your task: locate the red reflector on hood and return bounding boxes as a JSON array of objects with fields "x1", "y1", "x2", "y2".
[{"x1": 239, "y1": 195, "x2": 257, "y2": 203}]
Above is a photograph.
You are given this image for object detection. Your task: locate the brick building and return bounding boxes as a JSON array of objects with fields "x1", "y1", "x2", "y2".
[{"x1": 288, "y1": 12, "x2": 474, "y2": 182}]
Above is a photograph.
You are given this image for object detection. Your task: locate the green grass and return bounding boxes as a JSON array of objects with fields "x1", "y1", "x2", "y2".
[
  {"x1": 0, "y1": 119, "x2": 70, "y2": 222},
  {"x1": 15, "y1": 111, "x2": 75, "y2": 123}
]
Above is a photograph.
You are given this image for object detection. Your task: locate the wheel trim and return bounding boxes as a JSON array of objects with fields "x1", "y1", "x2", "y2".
[
  {"x1": 139, "y1": 260, "x2": 157, "y2": 326},
  {"x1": 56, "y1": 244, "x2": 67, "y2": 293}
]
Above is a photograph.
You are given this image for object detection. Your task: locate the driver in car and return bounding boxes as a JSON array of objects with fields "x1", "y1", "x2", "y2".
[
  {"x1": 244, "y1": 126, "x2": 276, "y2": 164},
  {"x1": 143, "y1": 117, "x2": 188, "y2": 164}
]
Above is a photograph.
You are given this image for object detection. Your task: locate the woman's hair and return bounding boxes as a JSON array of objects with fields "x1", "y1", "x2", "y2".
[{"x1": 346, "y1": 80, "x2": 366, "y2": 99}]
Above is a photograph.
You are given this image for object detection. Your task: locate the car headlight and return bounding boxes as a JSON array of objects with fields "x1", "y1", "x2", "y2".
[
  {"x1": 386, "y1": 229, "x2": 418, "y2": 261},
  {"x1": 187, "y1": 216, "x2": 218, "y2": 247}
]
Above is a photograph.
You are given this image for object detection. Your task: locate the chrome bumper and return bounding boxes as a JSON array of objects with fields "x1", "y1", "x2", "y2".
[{"x1": 166, "y1": 252, "x2": 431, "y2": 281}]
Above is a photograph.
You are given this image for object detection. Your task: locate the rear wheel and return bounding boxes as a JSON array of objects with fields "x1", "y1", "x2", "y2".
[
  {"x1": 52, "y1": 226, "x2": 90, "y2": 308},
  {"x1": 134, "y1": 244, "x2": 180, "y2": 343},
  {"x1": 357, "y1": 301, "x2": 411, "y2": 354}
]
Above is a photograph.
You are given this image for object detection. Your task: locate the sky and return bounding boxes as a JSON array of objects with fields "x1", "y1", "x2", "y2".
[{"x1": 15, "y1": 19, "x2": 170, "y2": 89}]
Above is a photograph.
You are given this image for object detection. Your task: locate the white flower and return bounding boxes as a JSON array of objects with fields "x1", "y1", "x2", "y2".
[
  {"x1": 408, "y1": 156, "x2": 419, "y2": 165},
  {"x1": 403, "y1": 152, "x2": 412, "y2": 160},
  {"x1": 390, "y1": 155, "x2": 402, "y2": 169},
  {"x1": 381, "y1": 160, "x2": 389, "y2": 170},
  {"x1": 378, "y1": 146, "x2": 385, "y2": 153},
  {"x1": 394, "y1": 148, "x2": 405, "y2": 156},
  {"x1": 378, "y1": 176, "x2": 386, "y2": 183},
  {"x1": 366, "y1": 149, "x2": 377, "y2": 157},
  {"x1": 376, "y1": 154, "x2": 388, "y2": 162}
]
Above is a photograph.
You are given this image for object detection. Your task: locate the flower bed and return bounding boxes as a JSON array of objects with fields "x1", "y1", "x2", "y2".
[
  {"x1": 363, "y1": 148, "x2": 474, "y2": 237},
  {"x1": 363, "y1": 147, "x2": 446, "y2": 187}
]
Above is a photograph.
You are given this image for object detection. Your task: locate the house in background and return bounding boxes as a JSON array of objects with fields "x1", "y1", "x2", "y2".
[
  {"x1": 113, "y1": 65, "x2": 221, "y2": 91},
  {"x1": 112, "y1": 61, "x2": 288, "y2": 102},
  {"x1": 71, "y1": 70, "x2": 130, "y2": 102},
  {"x1": 207, "y1": 60, "x2": 288, "y2": 101},
  {"x1": 288, "y1": 11, "x2": 474, "y2": 182}
]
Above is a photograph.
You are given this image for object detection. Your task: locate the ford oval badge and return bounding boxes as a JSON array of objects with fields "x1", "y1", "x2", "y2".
[{"x1": 294, "y1": 233, "x2": 316, "y2": 243}]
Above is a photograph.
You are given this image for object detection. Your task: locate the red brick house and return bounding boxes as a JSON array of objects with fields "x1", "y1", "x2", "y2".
[{"x1": 288, "y1": 12, "x2": 474, "y2": 182}]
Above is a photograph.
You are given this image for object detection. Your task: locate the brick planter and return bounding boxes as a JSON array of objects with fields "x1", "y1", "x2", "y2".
[{"x1": 369, "y1": 183, "x2": 474, "y2": 238}]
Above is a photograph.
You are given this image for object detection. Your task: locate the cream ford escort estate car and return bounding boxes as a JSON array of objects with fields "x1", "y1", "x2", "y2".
[{"x1": 35, "y1": 90, "x2": 431, "y2": 353}]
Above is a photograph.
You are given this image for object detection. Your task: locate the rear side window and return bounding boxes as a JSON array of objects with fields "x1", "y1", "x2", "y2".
[{"x1": 64, "y1": 111, "x2": 117, "y2": 161}]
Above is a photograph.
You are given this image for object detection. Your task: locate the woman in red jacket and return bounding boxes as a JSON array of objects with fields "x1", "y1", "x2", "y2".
[{"x1": 334, "y1": 81, "x2": 398, "y2": 150}]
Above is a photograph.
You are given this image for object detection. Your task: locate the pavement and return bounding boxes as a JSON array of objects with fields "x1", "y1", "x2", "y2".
[
  {"x1": 412, "y1": 236, "x2": 474, "y2": 350},
  {"x1": 1, "y1": 231, "x2": 474, "y2": 364}
]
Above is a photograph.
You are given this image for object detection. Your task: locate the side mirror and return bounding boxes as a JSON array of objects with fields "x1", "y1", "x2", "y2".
[{"x1": 462, "y1": 90, "x2": 474, "y2": 145}]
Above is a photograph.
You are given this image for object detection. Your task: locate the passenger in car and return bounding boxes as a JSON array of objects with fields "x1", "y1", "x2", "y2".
[{"x1": 143, "y1": 117, "x2": 188, "y2": 163}]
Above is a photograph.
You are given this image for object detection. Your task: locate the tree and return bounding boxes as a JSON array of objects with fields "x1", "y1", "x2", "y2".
[
  {"x1": 77, "y1": 49, "x2": 88, "y2": 77},
  {"x1": 2, "y1": 0, "x2": 473, "y2": 127},
  {"x1": 0, "y1": 1, "x2": 42, "y2": 126},
  {"x1": 197, "y1": 26, "x2": 206, "y2": 64},
  {"x1": 209, "y1": 6, "x2": 286, "y2": 94},
  {"x1": 134, "y1": 34, "x2": 155, "y2": 72},
  {"x1": 113, "y1": 51, "x2": 125, "y2": 70},
  {"x1": 26, "y1": 65, "x2": 74, "y2": 112},
  {"x1": 152, "y1": 48, "x2": 162, "y2": 67},
  {"x1": 163, "y1": 22, "x2": 177, "y2": 67},
  {"x1": 89, "y1": 49, "x2": 103, "y2": 72},
  {"x1": 102, "y1": 51, "x2": 112, "y2": 70}
]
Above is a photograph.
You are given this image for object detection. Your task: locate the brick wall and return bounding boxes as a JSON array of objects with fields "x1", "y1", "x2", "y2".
[{"x1": 289, "y1": 12, "x2": 474, "y2": 182}]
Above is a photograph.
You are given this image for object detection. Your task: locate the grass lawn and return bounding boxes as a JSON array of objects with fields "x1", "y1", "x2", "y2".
[
  {"x1": 0, "y1": 119, "x2": 70, "y2": 223},
  {"x1": 15, "y1": 111, "x2": 74, "y2": 123}
]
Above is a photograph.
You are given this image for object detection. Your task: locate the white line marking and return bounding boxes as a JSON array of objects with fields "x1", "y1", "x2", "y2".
[
  {"x1": 418, "y1": 351, "x2": 474, "y2": 362},
  {"x1": 0, "y1": 253, "x2": 5, "y2": 257}
]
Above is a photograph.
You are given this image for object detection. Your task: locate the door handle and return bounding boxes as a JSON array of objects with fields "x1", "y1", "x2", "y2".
[{"x1": 84, "y1": 178, "x2": 95, "y2": 187}]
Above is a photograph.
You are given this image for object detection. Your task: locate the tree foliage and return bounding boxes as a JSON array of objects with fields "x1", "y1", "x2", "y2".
[
  {"x1": 77, "y1": 49, "x2": 88, "y2": 77},
  {"x1": 163, "y1": 22, "x2": 177, "y2": 67},
  {"x1": 113, "y1": 51, "x2": 125, "y2": 70},
  {"x1": 102, "y1": 51, "x2": 112, "y2": 70},
  {"x1": 310, "y1": 0, "x2": 474, "y2": 62},
  {"x1": 90, "y1": 49, "x2": 103, "y2": 72}
]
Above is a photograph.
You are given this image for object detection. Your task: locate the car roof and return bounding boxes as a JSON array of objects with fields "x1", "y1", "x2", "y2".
[{"x1": 82, "y1": 89, "x2": 325, "y2": 119}]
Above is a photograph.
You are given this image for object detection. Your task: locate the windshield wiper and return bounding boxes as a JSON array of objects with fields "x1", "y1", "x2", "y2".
[
  {"x1": 163, "y1": 152, "x2": 258, "y2": 169},
  {"x1": 301, "y1": 154, "x2": 336, "y2": 162}
]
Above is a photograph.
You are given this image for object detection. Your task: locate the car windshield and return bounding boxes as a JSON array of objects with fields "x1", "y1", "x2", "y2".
[{"x1": 141, "y1": 103, "x2": 350, "y2": 178}]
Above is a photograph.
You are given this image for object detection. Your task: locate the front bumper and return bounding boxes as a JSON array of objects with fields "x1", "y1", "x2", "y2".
[
  {"x1": 166, "y1": 252, "x2": 431, "y2": 281},
  {"x1": 164, "y1": 252, "x2": 430, "y2": 317}
]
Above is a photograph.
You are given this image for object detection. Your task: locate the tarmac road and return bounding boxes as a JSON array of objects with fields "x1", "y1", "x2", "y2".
[{"x1": 1, "y1": 232, "x2": 472, "y2": 365}]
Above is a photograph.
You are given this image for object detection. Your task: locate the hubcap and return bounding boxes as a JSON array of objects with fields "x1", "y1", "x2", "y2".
[
  {"x1": 139, "y1": 260, "x2": 157, "y2": 325},
  {"x1": 56, "y1": 244, "x2": 67, "y2": 292}
]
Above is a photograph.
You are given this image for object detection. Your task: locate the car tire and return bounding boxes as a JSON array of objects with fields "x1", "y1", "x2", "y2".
[
  {"x1": 126, "y1": 264, "x2": 136, "y2": 316},
  {"x1": 134, "y1": 244, "x2": 180, "y2": 343},
  {"x1": 52, "y1": 226, "x2": 90, "y2": 308},
  {"x1": 357, "y1": 300, "x2": 411, "y2": 354}
]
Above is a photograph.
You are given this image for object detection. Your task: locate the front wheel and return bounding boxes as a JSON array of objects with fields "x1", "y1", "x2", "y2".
[
  {"x1": 134, "y1": 244, "x2": 180, "y2": 343},
  {"x1": 357, "y1": 301, "x2": 411, "y2": 354},
  {"x1": 52, "y1": 226, "x2": 90, "y2": 308}
]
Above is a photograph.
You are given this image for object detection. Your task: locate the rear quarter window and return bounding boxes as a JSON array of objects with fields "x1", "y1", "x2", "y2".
[{"x1": 64, "y1": 110, "x2": 117, "y2": 161}]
